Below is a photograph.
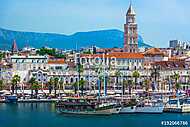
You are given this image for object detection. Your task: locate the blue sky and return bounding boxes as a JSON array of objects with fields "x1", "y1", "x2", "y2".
[{"x1": 0, "y1": 0, "x2": 190, "y2": 47}]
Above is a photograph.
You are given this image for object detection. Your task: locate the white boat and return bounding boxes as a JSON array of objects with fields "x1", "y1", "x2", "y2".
[
  {"x1": 120, "y1": 106, "x2": 136, "y2": 113},
  {"x1": 135, "y1": 100, "x2": 164, "y2": 113},
  {"x1": 164, "y1": 98, "x2": 190, "y2": 113}
]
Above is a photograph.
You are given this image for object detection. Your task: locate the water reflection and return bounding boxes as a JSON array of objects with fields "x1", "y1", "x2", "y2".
[{"x1": 0, "y1": 102, "x2": 56, "y2": 112}]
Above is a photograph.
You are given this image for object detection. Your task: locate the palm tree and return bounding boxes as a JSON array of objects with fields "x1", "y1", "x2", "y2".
[
  {"x1": 132, "y1": 70, "x2": 140, "y2": 89},
  {"x1": 59, "y1": 79, "x2": 64, "y2": 94},
  {"x1": 30, "y1": 79, "x2": 40, "y2": 98},
  {"x1": 115, "y1": 70, "x2": 122, "y2": 89},
  {"x1": 79, "y1": 79, "x2": 86, "y2": 96},
  {"x1": 28, "y1": 77, "x2": 36, "y2": 98},
  {"x1": 76, "y1": 64, "x2": 84, "y2": 81},
  {"x1": 123, "y1": 80, "x2": 133, "y2": 95},
  {"x1": 0, "y1": 80, "x2": 4, "y2": 90},
  {"x1": 76, "y1": 63, "x2": 84, "y2": 95},
  {"x1": 173, "y1": 72, "x2": 180, "y2": 91},
  {"x1": 53, "y1": 77, "x2": 59, "y2": 97},
  {"x1": 11, "y1": 75, "x2": 20, "y2": 94},
  {"x1": 48, "y1": 77, "x2": 54, "y2": 94},
  {"x1": 143, "y1": 79, "x2": 150, "y2": 91},
  {"x1": 175, "y1": 83, "x2": 181, "y2": 92},
  {"x1": 143, "y1": 79, "x2": 151, "y2": 97},
  {"x1": 72, "y1": 82, "x2": 78, "y2": 94}
]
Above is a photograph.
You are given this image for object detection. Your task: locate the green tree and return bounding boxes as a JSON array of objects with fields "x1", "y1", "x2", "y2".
[
  {"x1": 143, "y1": 79, "x2": 150, "y2": 92},
  {"x1": 0, "y1": 80, "x2": 4, "y2": 90},
  {"x1": 143, "y1": 79, "x2": 151, "y2": 97},
  {"x1": 48, "y1": 77, "x2": 54, "y2": 94},
  {"x1": 132, "y1": 70, "x2": 140, "y2": 89},
  {"x1": 79, "y1": 79, "x2": 86, "y2": 96},
  {"x1": 36, "y1": 47, "x2": 65, "y2": 58},
  {"x1": 0, "y1": 52, "x2": 5, "y2": 61},
  {"x1": 11, "y1": 75, "x2": 20, "y2": 94},
  {"x1": 72, "y1": 82, "x2": 78, "y2": 94},
  {"x1": 173, "y1": 72, "x2": 180, "y2": 84},
  {"x1": 59, "y1": 79, "x2": 64, "y2": 91},
  {"x1": 175, "y1": 83, "x2": 181, "y2": 91},
  {"x1": 123, "y1": 80, "x2": 133, "y2": 95},
  {"x1": 28, "y1": 77, "x2": 36, "y2": 98},
  {"x1": 53, "y1": 77, "x2": 59, "y2": 97},
  {"x1": 76, "y1": 64, "x2": 84, "y2": 80},
  {"x1": 29, "y1": 77, "x2": 40, "y2": 98},
  {"x1": 76, "y1": 64, "x2": 84, "y2": 95},
  {"x1": 115, "y1": 70, "x2": 122, "y2": 89}
]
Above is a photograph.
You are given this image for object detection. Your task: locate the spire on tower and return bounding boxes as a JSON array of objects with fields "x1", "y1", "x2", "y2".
[
  {"x1": 127, "y1": 1, "x2": 136, "y2": 15},
  {"x1": 12, "y1": 39, "x2": 18, "y2": 54}
]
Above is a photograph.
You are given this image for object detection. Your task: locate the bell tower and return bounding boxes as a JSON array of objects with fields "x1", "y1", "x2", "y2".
[{"x1": 124, "y1": 3, "x2": 138, "y2": 52}]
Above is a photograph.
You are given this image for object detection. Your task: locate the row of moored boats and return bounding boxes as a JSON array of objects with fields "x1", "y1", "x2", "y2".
[{"x1": 55, "y1": 97, "x2": 190, "y2": 115}]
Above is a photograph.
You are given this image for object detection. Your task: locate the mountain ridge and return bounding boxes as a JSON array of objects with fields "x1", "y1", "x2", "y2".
[{"x1": 0, "y1": 27, "x2": 152, "y2": 50}]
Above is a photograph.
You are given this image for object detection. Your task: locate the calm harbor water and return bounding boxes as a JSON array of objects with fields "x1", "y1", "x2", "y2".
[{"x1": 0, "y1": 103, "x2": 190, "y2": 127}]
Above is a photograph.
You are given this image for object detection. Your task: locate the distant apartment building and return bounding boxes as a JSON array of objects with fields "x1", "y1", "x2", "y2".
[
  {"x1": 0, "y1": 63, "x2": 13, "y2": 84},
  {"x1": 169, "y1": 40, "x2": 190, "y2": 49},
  {"x1": 11, "y1": 55, "x2": 48, "y2": 82},
  {"x1": 48, "y1": 58, "x2": 68, "y2": 78}
]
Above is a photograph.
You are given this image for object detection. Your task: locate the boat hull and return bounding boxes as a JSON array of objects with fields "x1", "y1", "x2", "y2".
[
  {"x1": 164, "y1": 106, "x2": 190, "y2": 113},
  {"x1": 57, "y1": 107, "x2": 121, "y2": 115},
  {"x1": 5, "y1": 95, "x2": 18, "y2": 103},
  {"x1": 135, "y1": 106, "x2": 164, "y2": 113},
  {"x1": 120, "y1": 106, "x2": 136, "y2": 113}
]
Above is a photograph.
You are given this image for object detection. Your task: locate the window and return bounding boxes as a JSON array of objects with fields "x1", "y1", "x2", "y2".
[{"x1": 70, "y1": 78, "x2": 73, "y2": 83}]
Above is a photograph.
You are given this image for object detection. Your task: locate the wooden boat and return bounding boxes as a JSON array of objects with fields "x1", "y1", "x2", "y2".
[{"x1": 56, "y1": 97, "x2": 121, "y2": 115}]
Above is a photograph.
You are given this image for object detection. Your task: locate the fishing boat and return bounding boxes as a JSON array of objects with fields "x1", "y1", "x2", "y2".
[
  {"x1": 164, "y1": 98, "x2": 190, "y2": 113},
  {"x1": 5, "y1": 94, "x2": 18, "y2": 103},
  {"x1": 135, "y1": 99, "x2": 164, "y2": 113},
  {"x1": 56, "y1": 97, "x2": 121, "y2": 115}
]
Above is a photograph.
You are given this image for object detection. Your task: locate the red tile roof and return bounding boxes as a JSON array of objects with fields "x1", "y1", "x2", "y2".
[
  {"x1": 151, "y1": 61, "x2": 187, "y2": 69},
  {"x1": 144, "y1": 48, "x2": 166, "y2": 56},
  {"x1": 81, "y1": 52, "x2": 144, "y2": 59},
  {"x1": 48, "y1": 59, "x2": 65, "y2": 64}
]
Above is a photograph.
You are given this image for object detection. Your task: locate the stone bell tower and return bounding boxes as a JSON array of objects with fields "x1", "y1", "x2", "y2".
[{"x1": 124, "y1": 3, "x2": 138, "y2": 53}]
